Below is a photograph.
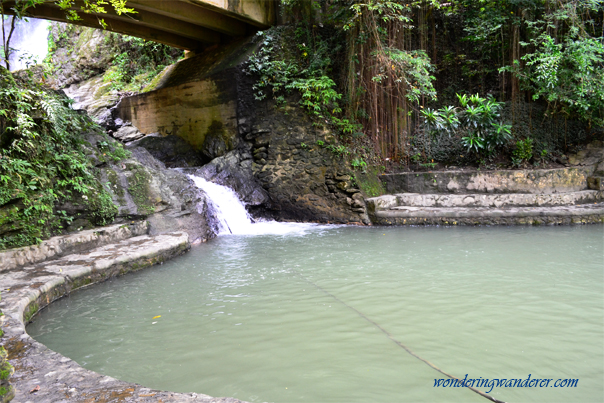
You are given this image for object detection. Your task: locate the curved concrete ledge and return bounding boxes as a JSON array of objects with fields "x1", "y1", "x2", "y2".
[
  {"x1": 0, "y1": 230, "x2": 245, "y2": 403},
  {"x1": 0, "y1": 222, "x2": 149, "y2": 273}
]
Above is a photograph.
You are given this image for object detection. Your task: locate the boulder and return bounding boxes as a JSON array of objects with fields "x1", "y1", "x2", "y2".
[{"x1": 192, "y1": 149, "x2": 269, "y2": 206}]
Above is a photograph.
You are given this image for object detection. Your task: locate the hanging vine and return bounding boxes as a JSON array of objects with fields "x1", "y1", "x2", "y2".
[{"x1": 343, "y1": 1, "x2": 438, "y2": 162}]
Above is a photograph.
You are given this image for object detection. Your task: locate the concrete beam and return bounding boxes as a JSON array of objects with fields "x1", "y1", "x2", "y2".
[
  {"x1": 128, "y1": 0, "x2": 249, "y2": 37},
  {"x1": 3, "y1": 0, "x2": 274, "y2": 50},
  {"x1": 187, "y1": 0, "x2": 275, "y2": 28},
  {"x1": 69, "y1": 0, "x2": 225, "y2": 43},
  {"x1": 3, "y1": 3, "x2": 210, "y2": 49}
]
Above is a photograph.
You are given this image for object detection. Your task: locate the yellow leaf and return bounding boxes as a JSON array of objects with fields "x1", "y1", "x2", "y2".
[{"x1": 152, "y1": 315, "x2": 161, "y2": 319}]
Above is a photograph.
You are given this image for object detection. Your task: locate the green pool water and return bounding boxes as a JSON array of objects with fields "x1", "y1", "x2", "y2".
[{"x1": 27, "y1": 225, "x2": 604, "y2": 403}]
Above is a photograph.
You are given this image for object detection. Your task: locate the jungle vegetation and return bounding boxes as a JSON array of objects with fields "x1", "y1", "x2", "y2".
[
  {"x1": 259, "y1": 0, "x2": 603, "y2": 169},
  {"x1": 0, "y1": 0, "x2": 136, "y2": 250}
]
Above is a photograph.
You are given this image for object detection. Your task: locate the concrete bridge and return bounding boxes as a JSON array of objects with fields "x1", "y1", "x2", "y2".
[{"x1": 2, "y1": 0, "x2": 276, "y2": 50}]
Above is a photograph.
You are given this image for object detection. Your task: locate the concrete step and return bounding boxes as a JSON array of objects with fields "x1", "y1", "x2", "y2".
[
  {"x1": 368, "y1": 190, "x2": 602, "y2": 209},
  {"x1": 368, "y1": 203, "x2": 604, "y2": 226}
]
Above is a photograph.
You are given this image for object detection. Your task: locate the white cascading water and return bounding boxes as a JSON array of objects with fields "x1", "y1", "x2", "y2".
[
  {"x1": 2, "y1": 17, "x2": 50, "y2": 71},
  {"x1": 188, "y1": 175, "x2": 320, "y2": 236}
]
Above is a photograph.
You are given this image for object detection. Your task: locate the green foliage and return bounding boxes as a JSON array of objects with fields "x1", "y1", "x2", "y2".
[
  {"x1": 494, "y1": 0, "x2": 604, "y2": 126},
  {"x1": 378, "y1": 48, "x2": 437, "y2": 104},
  {"x1": 0, "y1": 68, "x2": 120, "y2": 249},
  {"x1": 246, "y1": 31, "x2": 298, "y2": 103},
  {"x1": 422, "y1": 93, "x2": 512, "y2": 161},
  {"x1": 102, "y1": 35, "x2": 182, "y2": 92},
  {"x1": 325, "y1": 144, "x2": 349, "y2": 156},
  {"x1": 512, "y1": 138, "x2": 534, "y2": 167},
  {"x1": 516, "y1": 35, "x2": 603, "y2": 126},
  {"x1": 54, "y1": 0, "x2": 136, "y2": 29},
  {"x1": 246, "y1": 26, "x2": 361, "y2": 137},
  {"x1": 351, "y1": 157, "x2": 367, "y2": 171},
  {"x1": 275, "y1": 0, "x2": 603, "y2": 167},
  {"x1": 98, "y1": 140, "x2": 130, "y2": 162}
]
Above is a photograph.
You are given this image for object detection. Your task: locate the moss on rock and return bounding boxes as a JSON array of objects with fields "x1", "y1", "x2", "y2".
[{"x1": 126, "y1": 165, "x2": 156, "y2": 216}]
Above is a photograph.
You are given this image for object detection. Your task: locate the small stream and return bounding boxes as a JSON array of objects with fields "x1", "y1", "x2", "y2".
[{"x1": 27, "y1": 181, "x2": 604, "y2": 403}]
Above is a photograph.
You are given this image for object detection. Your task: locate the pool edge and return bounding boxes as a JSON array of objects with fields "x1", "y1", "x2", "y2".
[{"x1": 0, "y1": 230, "x2": 247, "y2": 403}]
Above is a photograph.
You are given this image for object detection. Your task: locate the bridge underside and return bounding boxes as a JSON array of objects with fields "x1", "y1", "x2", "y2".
[{"x1": 2, "y1": 0, "x2": 275, "y2": 50}]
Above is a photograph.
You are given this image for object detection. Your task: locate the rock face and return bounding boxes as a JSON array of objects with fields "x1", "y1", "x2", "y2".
[
  {"x1": 115, "y1": 36, "x2": 368, "y2": 224},
  {"x1": 106, "y1": 147, "x2": 214, "y2": 243},
  {"x1": 46, "y1": 24, "x2": 116, "y2": 89},
  {"x1": 238, "y1": 97, "x2": 368, "y2": 223},
  {"x1": 60, "y1": 132, "x2": 215, "y2": 244},
  {"x1": 62, "y1": 75, "x2": 120, "y2": 124}
]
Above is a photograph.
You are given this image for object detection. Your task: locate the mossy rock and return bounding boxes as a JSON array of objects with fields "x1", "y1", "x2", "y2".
[
  {"x1": 126, "y1": 165, "x2": 156, "y2": 215},
  {"x1": 354, "y1": 169, "x2": 386, "y2": 198}
]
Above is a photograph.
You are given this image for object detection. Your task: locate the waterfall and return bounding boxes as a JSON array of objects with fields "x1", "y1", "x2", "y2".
[
  {"x1": 187, "y1": 174, "x2": 322, "y2": 236},
  {"x1": 2, "y1": 17, "x2": 50, "y2": 71}
]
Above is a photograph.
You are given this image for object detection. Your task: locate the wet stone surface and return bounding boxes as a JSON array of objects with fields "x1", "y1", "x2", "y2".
[{"x1": 0, "y1": 228, "x2": 246, "y2": 403}]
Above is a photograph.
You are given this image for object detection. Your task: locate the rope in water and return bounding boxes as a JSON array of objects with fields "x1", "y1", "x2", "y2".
[{"x1": 294, "y1": 271, "x2": 507, "y2": 403}]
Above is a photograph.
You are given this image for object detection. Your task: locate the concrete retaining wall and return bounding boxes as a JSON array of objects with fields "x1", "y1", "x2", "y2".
[{"x1": 380, "y1": 166, "x2": 595, "y2": 195}]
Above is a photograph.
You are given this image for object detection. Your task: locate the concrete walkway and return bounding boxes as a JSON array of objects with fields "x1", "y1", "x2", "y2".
[{"x1": 0, "y1": 224, "x2": 245, "y2": 403}]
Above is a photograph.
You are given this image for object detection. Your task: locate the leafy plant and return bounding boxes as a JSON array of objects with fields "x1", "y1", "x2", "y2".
[
  {"x1": 351, "y1": 157, "x2": 367, "y2": 171},
  {"x1": 287, "y1": 76, "x2": 342, "y2": 117},
  {"x1": 512, "y1": 138, "x2": 534, "y2": 167},
  {"x1": 518, "y1": 34, "x2": 603, "y2": 126},
  {"x1": 422, "y1": 93, "x2": 512, "y2": 160},
  {"x1": 246, "y1": 27, "x2": 361, "y2": 137},
  {"x1": 461, "y1": 132, "x2": 485, "y2": 154},
  {"x1": 326, "y1": 144, "x2": 348, "y2": 156},
  {"x1": 0, "y1": 68, "x2": 121, "y2": 249},
  {"x1": 539, "y1": 149, "x2": 548, "y2": 165}
]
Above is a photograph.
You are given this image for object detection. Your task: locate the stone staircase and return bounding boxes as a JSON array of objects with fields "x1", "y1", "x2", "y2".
[{"x1": 366, "y1": 167, "x2": 604, "y2": 226}]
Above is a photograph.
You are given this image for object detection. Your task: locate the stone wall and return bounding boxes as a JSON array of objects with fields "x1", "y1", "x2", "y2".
[
  {"x1": 237, "y1": 91, "x2": 367, "y2": 223},
  {"x1": 381, "y1": 166, "x2": 596, "y2": 195}
]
